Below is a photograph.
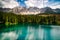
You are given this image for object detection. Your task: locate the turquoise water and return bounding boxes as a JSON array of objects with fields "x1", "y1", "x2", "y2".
[{"x1": 0, "y1": 23, "x2": 60, "y2": 40}]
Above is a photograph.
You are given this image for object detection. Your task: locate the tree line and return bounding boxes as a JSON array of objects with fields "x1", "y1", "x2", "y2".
[{"x1": 0, "y1": 11, "x2": 60, "y2": 25}]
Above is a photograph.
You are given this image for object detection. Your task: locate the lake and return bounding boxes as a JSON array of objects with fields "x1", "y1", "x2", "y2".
[{"x1": 0, "y1": 23, "x2": 60, "y2": 40}]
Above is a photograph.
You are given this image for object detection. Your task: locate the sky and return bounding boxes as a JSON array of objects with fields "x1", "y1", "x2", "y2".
[{"x1": 0, "y1": 0, "x2": 60, "y2": 9}]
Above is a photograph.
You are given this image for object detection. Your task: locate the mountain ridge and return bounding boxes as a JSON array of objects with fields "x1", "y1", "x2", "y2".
[{"x1": 0, "y1": 7, "x2": 60, "y2": 15}]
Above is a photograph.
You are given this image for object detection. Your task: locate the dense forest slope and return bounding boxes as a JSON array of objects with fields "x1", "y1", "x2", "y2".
[{"x1": 0, "y1": 11, "x2": 60, "y2": 25}]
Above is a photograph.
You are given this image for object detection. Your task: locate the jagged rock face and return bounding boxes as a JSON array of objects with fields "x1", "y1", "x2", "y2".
[
  {"x1": 40, "y1": 7, "x2": 54, "y2": 13},
  {"x1": 12, "y1": 7, "x2": 27, "y2": 13},
  {"x1": 0, "y1": 6, "x2": 60, "y2": 15},
  {"x1": 28, "y1": 7, "x2": 40, "y2": 12},
  {"x1": 12, "y1": 7, "x2": 40, "y2": 13},
  {"x1": 12, "y1": 7, "x2": 40, "y2": 15},
  {"x1": 53, "y1": 8, "x2": 60, "y2": 13},
  {"x1": 0, "y1": 8, "x2": 12, "y2": 12}
]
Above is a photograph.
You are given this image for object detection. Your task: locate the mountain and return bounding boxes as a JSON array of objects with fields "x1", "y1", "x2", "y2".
[
  {"x1": 53, "y1": 8, "x2": 60, "y2": 13},
  {"x1": 12, "y1": 6, "x2": 27, "y2": 13},
  {"x1": 40, "y1": 7, "x2": 55, "y2": 13},
  {"x1": 12, "y1": 7, "x2": 40, "y2": 12},
  {"x1": 28, "y1": 7, "x2": 40, "y2": 12},
  {"x1": 0, "y1": 8, "x2": 12, "y2": 12},
  {"x1": 0, "y1": 6, "x2": 60, "y2": 15},
  {"x1": 12, "y1": 7, "x2": 40, "y2": 15}
]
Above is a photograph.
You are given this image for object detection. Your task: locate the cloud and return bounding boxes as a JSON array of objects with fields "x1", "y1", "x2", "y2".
[
  {"x1": 48, "y1": 2, "x2": 60, "y2": 9},
  {"x1": 25, "y1": 0, "x2": 48, "y2": 8},
  {"x1": 0, "y1": 0, "x2": 19, "y2": 8},
  {"x1": 50, "y1": 5, "x2": 60, "y2": 9},
  {"x1": 25, "y1": 0, "x2": 60, "y2": 9},
  {"x1": 0, "y1": 0, "x2": 60, "y2": 9}
]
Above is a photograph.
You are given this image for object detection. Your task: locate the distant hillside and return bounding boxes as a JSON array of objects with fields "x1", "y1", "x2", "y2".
[
  {"x1": 40, "y1": 7, "x2": 55, "y2": 13},
  {"x1": 53, "y1": 8, "x2": 60, "y2": 13},
  {"x1": 0, "y1": 8, "x2": 12, "y2": 12}
]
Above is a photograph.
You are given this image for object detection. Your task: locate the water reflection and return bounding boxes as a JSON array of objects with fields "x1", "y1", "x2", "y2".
[
  {"x1": 0, "y1": 32, "x2": 18, "y2": 40},
  {"x1": 17, "y1": 27, "x2": 27, "y2": 40},
  {"x1": 51, "y1": 28, "x2": 60, "y2": 40},
  {"x1": 41, "y1": 25, "x2": 51, "y2": 40},
  {"x1": 0, "y1": 23, "x2": 60, "y2": 40}
]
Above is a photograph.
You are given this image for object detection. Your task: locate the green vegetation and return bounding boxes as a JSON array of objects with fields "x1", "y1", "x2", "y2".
[
  {"x1": 0, "y1": 12, "x2": 18, "y2": 25},
  {"x1": 0, "y1": 11, "x2": 60, "y2": 25}
]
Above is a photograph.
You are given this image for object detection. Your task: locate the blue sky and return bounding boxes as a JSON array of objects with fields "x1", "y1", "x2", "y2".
[
  {"x1": 49, "y1": 0, "x2": 60, "y2": 2},
  {"x1": 17, "y1": 0, "x2": 27, "y2": 7},
  {"x1": 16, "y1": 0, "x2": 60, "y2": 9}
]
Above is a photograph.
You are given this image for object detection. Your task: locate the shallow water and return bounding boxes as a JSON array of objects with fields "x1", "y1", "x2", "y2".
[{"x1": 0, "y1": 23, "x2": 60, "y2": 40}]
